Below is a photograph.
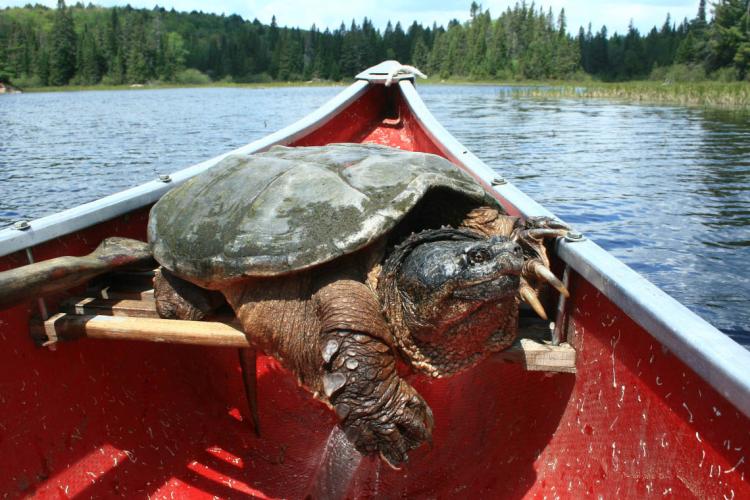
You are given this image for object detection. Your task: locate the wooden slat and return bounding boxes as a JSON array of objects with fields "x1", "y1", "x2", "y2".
[
  {"x1": 494, "y1": 339, "x2": 576, "y2": 373},
  {"x1": 31, "y1": 313, "x2": 576, "y2": 372},
  {"x1": 31, "y1": 314, "x2": 248, "y2": 347},
  {"x1": 62, "y1": 297, "x2": 159, "y2": 318},
  {"x1": 87, "y1": 283, "x2": 155, "y2": 301}
]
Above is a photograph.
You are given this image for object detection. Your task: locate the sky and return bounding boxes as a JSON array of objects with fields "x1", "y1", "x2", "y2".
[{"x1": 1, "y1": 0, "x2": 702, "y2": 35}]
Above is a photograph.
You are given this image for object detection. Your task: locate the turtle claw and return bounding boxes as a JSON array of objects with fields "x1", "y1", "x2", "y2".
[
  {"x1": 344, "y1": 380, "x2": 433, "y2": 468},
  {"x1": 520, "y1": 281, "x2": 548, "y2": 320},
  {"x1": 531, "y1": 261, "x2": 569, "y2": 298},
  {"x1": 513, "y1": 217, "x2": 570, "y2": 258},
  {"x1": 526, "y1": 228, "x2": 569, "y2": 240},
  {"x1": 513, "y1": 217, "x2": 571, "y2": 319},
  {"x1": 374, "y1": 388, "x2": 434, "y2": 469},
  {"x1": 524, "y1": 216, "x2": 570, "y2": 232}
]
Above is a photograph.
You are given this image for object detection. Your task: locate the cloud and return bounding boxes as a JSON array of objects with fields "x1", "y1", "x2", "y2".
[
  {"x1": 484, "y1": 0, "x2": 698, "y2": 34},
  {"x1": 0, "y1": 0, "x2": 701, "y2": 34}
]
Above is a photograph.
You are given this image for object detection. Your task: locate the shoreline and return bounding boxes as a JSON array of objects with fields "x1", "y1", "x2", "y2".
[
  {"x1": 12, "y1": 79, "x2": 749, "y2": 109},
  {"x1": 19, "y1": 80, "x2": 348, "y2": 93}
]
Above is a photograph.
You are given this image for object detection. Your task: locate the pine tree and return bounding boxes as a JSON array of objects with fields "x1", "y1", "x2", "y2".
[
  {"x1": 125, "y1": 15, "x2": 150, "y2": 83},
  {"x1": 590, "y1": 26, "x2": 610, "y2": 76},
  {"x1": 49, "y1": 0, "x2": 77, "y2": 85},
  {"x1": 5, "y1": 0, "x2": 746, "y2": 87},
  {"x1": 623, "y1": 21, "x2": 647, "y2": 78},
  {"x1": 78, "y1": 25, "x2": 100, "y2": 84},
  {"x1": 707, "y1": 0, "x2": 750, "y2": 78},
  {"x1": 162, "y1": 32, "x2": 186, "y2": 81},
  {"x1": 36, "y1": 46, "x2": 50, "y2": 85},
  {"x1": 411, "y1": 36, "x2": 429, "y2": 70},
  {"x1": 0, "y1": 35, "x2": 11, "y2": 84}
]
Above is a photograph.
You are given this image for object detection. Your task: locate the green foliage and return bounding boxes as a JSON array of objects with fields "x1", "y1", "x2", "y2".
[
  {"x1": 173, "y1": 68, "x2": 210, "y2": 84},
  {"x1": 49, "y1": 0, "x2": 76, "y2": 85},
  {"x1": 162, "y1": 32, "x2": 186, "y2": 81},
  {"x1": 11, "y1": 73, "x2": 42, "y2": 87},
  {"x1": 0, "y1": 1, "x2": 748, "y2": 88},
  {"x1": 650, "y1": 63, "x2": 706, "y2": 82},
  {"x1": 707, "y1": 0, "x2": 750, "y2": 78},
  {"x1": 712, "y1": 65, "x2": 741, "y2": 81}
]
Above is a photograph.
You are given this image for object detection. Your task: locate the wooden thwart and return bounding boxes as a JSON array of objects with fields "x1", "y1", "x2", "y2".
[
  {"x1": 32, "y1": 314, "x2": 247, "y2": 348},
  {"x1": 35, "y1": 299, "x2": 577, "y2": 374},
  {"x1": 35, "y1": 271, "x2": 576, "y2": 373}
]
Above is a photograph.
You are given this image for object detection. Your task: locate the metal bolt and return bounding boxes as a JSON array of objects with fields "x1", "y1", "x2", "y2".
[
  {"x1": 159, "y1": 174, "x2": 172, "y2": 183},
  {"x1": 13, "y1": 221, "x2": 30, "y2": 231},
  {"x1": 491, "y1": 176, "x2": 507, "y2": 186},
  {"x1": 565, "y1": 231, "x2": 585, "y2": 242}
]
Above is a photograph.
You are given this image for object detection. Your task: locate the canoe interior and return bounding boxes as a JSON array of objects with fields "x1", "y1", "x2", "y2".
[{"x1": 1, "y1": 83, "x2": 748, "y2": 498}]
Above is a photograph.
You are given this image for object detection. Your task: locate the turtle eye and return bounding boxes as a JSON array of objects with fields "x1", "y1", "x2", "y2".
[{"x1": 467, "y1": 247, "x2": 492, "y2": 265}]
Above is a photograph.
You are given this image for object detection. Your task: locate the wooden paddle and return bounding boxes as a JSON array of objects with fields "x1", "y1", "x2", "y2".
[{"x1": 0, "y1": 237, "x2": 154, "y2": 309}]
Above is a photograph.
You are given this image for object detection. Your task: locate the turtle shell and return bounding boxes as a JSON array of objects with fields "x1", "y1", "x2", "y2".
[{"x1": 148, "y1": 143, "x2": 496, "y2": 286}]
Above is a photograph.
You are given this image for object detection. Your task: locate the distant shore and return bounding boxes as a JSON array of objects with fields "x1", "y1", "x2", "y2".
[
  {"x1": 19, "y1": 80, "x2": 345, "y2": 93},
  {"x1": 13, "y1": 79, "x2": 750, "y2": 109},
  {"x1": 0, "y1": 82, "x2": 22, "y2": 94}
]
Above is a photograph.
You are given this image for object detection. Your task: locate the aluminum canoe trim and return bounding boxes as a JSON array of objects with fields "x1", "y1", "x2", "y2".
[
  {"x1": 0, "y1": 80, "x2": 370, "y2": 258},
  {"x1": 557, "y1": 237, "x2": 750, "y2": 418},
  {"x1": 398, "y1": 79, "x2": 750, "y2": 419}
]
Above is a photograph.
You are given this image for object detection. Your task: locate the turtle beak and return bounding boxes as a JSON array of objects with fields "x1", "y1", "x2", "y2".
[
  {"x1": 489, "y1": 238, "x2": 524, "y2": 275},
  {"x1": 452, "y1": 239, "x2": 523, "y2": 300}
]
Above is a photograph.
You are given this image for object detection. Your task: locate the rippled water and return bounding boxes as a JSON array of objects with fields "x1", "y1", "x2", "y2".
[{"x1": 1, "y1": 85, "x2": 748, "y2": 344}]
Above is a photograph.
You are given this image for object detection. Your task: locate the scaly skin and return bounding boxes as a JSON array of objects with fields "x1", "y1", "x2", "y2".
[
  {"x1": 321, "y1": 330, "x2": 433, "y2": 467},
  {"x1": 221, "y1": 271, "x2": 432, "y2": 466},
  {"x1": 461, "y1": 207, "x2": 570, "y2": 319},
  {"x1": 150, "y1": 206, "x2": 569, "y2": 466}
]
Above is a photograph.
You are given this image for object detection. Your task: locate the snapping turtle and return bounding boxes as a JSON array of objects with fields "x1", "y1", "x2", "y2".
[{"x1": 148, "y1": 143, "x2": 569, "y2": 466}]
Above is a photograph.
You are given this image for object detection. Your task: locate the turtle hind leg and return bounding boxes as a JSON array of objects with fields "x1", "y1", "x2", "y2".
[{"x1": 153, "y1": 267, "x2": 225, "y2": 320}]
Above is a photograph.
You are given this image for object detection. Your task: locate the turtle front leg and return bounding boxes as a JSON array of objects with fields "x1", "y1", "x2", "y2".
[
  {"x1": 461, "y1": 207, "x2": 570, "y2": 319},
  {"x1": 315, "y1": 280, "x2": 434, "y2": 467}
]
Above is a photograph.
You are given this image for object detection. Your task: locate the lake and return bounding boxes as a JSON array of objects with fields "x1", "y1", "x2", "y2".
[{"x1": 1, "y1": 85, "x2": 748, "y2": 345}]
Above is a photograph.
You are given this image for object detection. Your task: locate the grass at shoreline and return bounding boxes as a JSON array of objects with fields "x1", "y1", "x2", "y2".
[
  {"x1": 507, "y1": 81, "x2": 750, "y2": 109},
  {"x1": 422, "y1": 77, "x2": 749, "y2": 108},
  {"x1": 16, "y1": 78, "x2": 750, "y2": 108}
]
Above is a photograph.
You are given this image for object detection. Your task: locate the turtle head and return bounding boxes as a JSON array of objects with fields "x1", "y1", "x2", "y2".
[{"x1": 379, "y1": 229, "x2": 522, "y2": 377}]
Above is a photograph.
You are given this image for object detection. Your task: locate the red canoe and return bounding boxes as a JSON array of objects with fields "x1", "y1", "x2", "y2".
[{"x1": 1, "y1": 61, "x2": 749, "y2": 498}]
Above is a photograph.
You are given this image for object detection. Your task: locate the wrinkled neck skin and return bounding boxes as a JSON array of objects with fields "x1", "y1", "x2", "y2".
[
  {"x1": 401, "y1": 292, "x2": 519, "y2": 376},
  {"x1": 379, "y1": 230, "x2": 522, "y2": 378}
]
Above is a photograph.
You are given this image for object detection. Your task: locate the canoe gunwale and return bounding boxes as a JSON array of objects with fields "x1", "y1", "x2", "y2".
[
  {"x1": 397, "y1": 79, "x2": 750, "y2": 419},
  {"x1": 0, "y1": 80, "x2": 370, "y2": 258}
]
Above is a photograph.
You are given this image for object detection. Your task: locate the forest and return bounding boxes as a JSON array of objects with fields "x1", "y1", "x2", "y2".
[{"x1": 0, "y1": 0, "x2": 748, "y2": 88}]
